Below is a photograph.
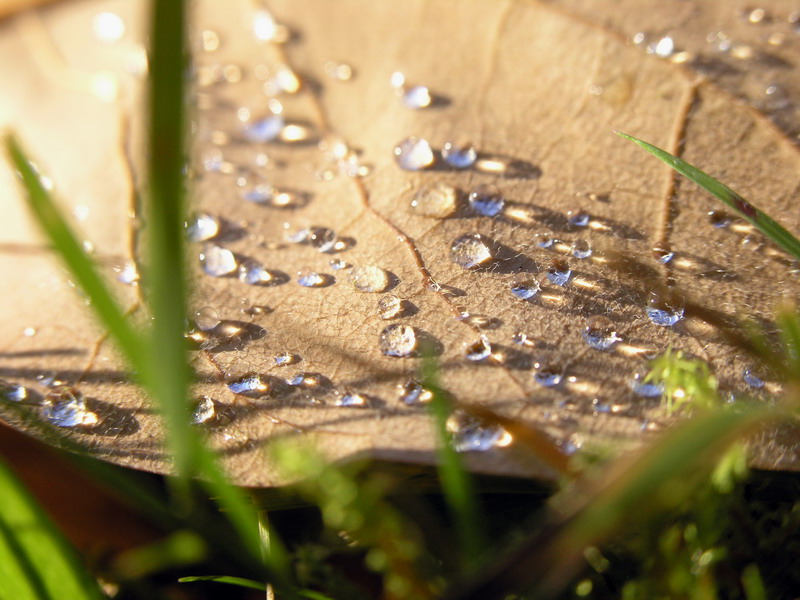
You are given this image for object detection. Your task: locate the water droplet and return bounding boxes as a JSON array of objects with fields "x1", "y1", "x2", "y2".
[
  {"x1": 534, "y1": 231, "x2": 557, "y2": 248},
  {"x1": 228, "y1": 375, "x2": 269, "y2": 397},
  {"x1": 243, "y1": 114, "x2": 285, "y2": 143},
  {"x1": 199, "y1": 245, "x2": 237, "y2": 277},
  {"x1": 651, "y1": 36, "x2": 675, "y2": 57},
  {"x1": 186, "y1": 213, "x2": 220, "y2": 242},
  {"x1": 511, "y1": 280, "x2": 540, "y2": 300},
  {"x1": 42, "y1": 387, "x2": 98, "y2": 427},
  {"x1": 252, "y1": 9, "x2": 284, "y2": 42},
  {"x1": 350, "y1": 265, "x2": 390, "y2": 293},
  {"x1": 238, "y1": 259, "x2": 276, "y2": 285},
  {"x1": 571, "y1": 239, "x2": 592, "y2": 259},
  {"x1": 397, "y1": 380, "x2": 433, "y2": 405},
  {"x1": 308, "y1": 227, "x2": 338, "y2": 253},
  {"x1": 446, "y1": 411, "x2": 512, "y2": 453},
  {"x1": 0, "y1": 380, "x2": 28, "y2": 402},
  {"x1": 22, "y1": 327, "x2": 37, "y2": 337},
  {"x1": 457, "y1": 313, "x2": 500, "y2": 329},
  {"x1": 708, "y1": 210, "x2": 732, "y2": 228},
  {"x1": 287, "y1": 372, "x2": 325, "y2": 388},
  {"x1": 378, "y1": 295, "x2": 405, "y2": 319},
  {"x1": 468, "y1": 184, "x2": 505, "y2": 217},
  {"x1": 285, "y1": 226, "x2": 310, "y2": 244},
  {"x1": 329, "y1": 258, "x2": 351, "y2": 270},
  {"x1": 115, "y1": 261, "x2": 139, "y2": 285},
  {"x1": 93, "y1": 12, "x2": 125, "y2": 42},
  {"x1": 546, "y1": 258, "x2": 572, "y2": 286},
  {"x1": 745, "y1": 7, "x2": 766, "y2": 23},
  {"x1": 403, "y1": 85, "x2": 432, "y2": 109},
  {"x1": 533, "y1": 363, "x2": 563, "y2": 387},
  {"x1": 240, "y1": 183, "x2": 275, "y2": 204},
  {"x1": 451, "y1": 233, "x2": 493, "y2": 269},
  {"x1": 193, "y1": 307, "x2": 221, "y2": 331},
  {"x1": 511, "y1": 332, "x2": 535, "y2": 347},
  {"x1": 567, "y1": 210, "x2": 590, "y2": 228},
  {"x1": 201, "y1": 29, "x2": 220, "y2": 52},
  {"x1": 442, "y1": 142, "x2": 477, "y2": 169},
  {"x1": 390, "y1": 71, "x2": 406, "y2": 89},
  {"x1": 652, "y1": 245, "x2": 674, "y2": 264},
  {"x1": 379, "y1": 324, "x2": 417, "y2": 357},
  {"x1": 191, "y1": 396, "x2": 216, "y2": 424},
  {"x1": 582, "y1": 316, "x2": 621, "y2": 350},
  {"x1": 394, "y1": 137, "x2": 434, "y2": 171},
  {"x1": 743, "y1": 369, "x2": 765, "y2": 389},
  {"x1": 297, "y1": 271, "x2": 333, "y2": 287},
  {"x1": 629, "y1": 372, "x2": 664, "y2": 398},
  {"x1": 410, "y1": 183, "x2": 458, "y2": 218},
  {"x1": 274, "y1": 352, "x2": 298, "y2": 367},
  {"x1": 465, "y1": 336, "x2": 492, "y2": 362},
  {"x1": 646, "y1": 290, "x2": 684, "y2": 327},
  {"x1": 336, "y1": 392, "x2": 369, "y2": 407}
]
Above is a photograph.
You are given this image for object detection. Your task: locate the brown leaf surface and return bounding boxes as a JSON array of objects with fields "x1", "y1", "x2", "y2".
[{"x1": 1, "y1": 0, "x2": 800, "y2": 486}]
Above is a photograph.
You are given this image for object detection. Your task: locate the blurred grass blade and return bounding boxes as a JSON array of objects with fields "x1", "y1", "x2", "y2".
[
  {"x1": 4, "y1": 134, "x2": 147, "y2": 377},
  {"x1": 113, "y1": 530, "x2": 207, "y2": 579},
  {"x1": 616, "y1": 131, "x2": 800, "y2": 261},
  {"x1": 448, "y1": 406, "x2": 772, "y2": 600},
  {"x1": 422, "y1": 357, "x2": 485, "y2": 570},
  {"x1": 0, "y1": 455, "x2": 105, "y2": 600},
  {"x1": 178, "y1": 575, "x2": 267, "y2": 591}
]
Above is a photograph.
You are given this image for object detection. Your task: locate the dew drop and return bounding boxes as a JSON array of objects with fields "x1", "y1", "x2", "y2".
[
  {"x1": 186, "y1": 213, "x2": 220, "y2": 242},
  {"x1": 42, "y1": 387, "x2": 98, "y2": 427},
  {"x1": 297, "y1": 271, "x2": 333, "y2": 288},
  {"x1": 274, "y1": 352, "x2": 298, "y2": 367},
  {"x1": 240, "y1": 183, "x2": 275, "y2": 204},
  {"x1": 708, "y1": 209, "x2": 731, "y2": 228},
  {"x1": 546, "y1": 258, "x2": 572, "y2": 286},
  {"x1": 403, "y1": 85, "x2": 432, "y2": 109},
  {"x1": 336, "y1": 392, "x2": 369, "y2": 407},
  {"x1": 629, "y1": 372, "x2": 664, "y2": 398},
  {"x1": 534, "y1": 231, "x2": 557, "y2": 248},
  {"x1": 199, "y1": 245, "x2": 238, "y2": 277},
  {"x1": 410, "y1": 183, "x2": 458, "y2": 218},
  {"x1": 457, "y1": 313, "x2": 500, "y2": 329},
  {"x1": 350, "y1": 265, "x2": 390, "y2": 293},
  {"x1": 285, "y1": 226, "x2": 311, "y2": 244},
  {"x1": 394, "y1": 137, "x2": 434, "y2": 171},
  {"x1": 252, "y1": 9, "x2": 279, "y2": 41},
  {"x1": 582, "y1": 316, "x2": 621, "y2": 350},
  {"x1": 511, "y1": 332, "x2": 535, "y2": 347},
  {"x1": 287, "y1": 372, "x2": 325, "y2": 388},
  {"x1": 379, "y1": 324, "x2": 417, "y2": 357},
  {"x1": 193, "y1": 307, "x2": 221, "y2": 331},
  {"x1": 465, "y1": 336, "x2": 492, "y2": 362},
  {"x1": 238, "y1": 259, "x2": 276, "y2": 285},
  {"x1": 511, "y1": 280, "x2": 540, "y2": 300},
  {"x1": 468, "y1": 184, "x2": 505, "y2": 217},
  {"x1": 451, "y1": 233, "x2": 493, "y2": 269},
  {"x1": 378, "y1": 295, "x2": 404, "y2": 319},
  {"x1": 446, "y1": 411, "x2": 512, "y2": 453},
  {"x1": 652, "y1": 245, "x2": 674, "y2": 264},
  {"x1": 22, "y1": 327, "x2": 37, "y2": 337},
  {"x1": 191, "y1": 396, "x2": 216, "y2": 424},
  {"x1": 533, "y1": 363, "x2": 563, "y2": 387},
  {"x1": 93, "y1": 12, "x2": 125, "y2": 42},
  {"x1": 645, "y1": 290, "x2": 684, "y2": 327},
  {"x1": 329, "y1": 258, "x2": 350, "y2": 270},
  {"x1": 651, "y1": 36, "x2": 675, "y2": 57},
  {"x1": 397, "y1": 380, "x2": 433, "y2": 405},
  {"x1": 0, "y1": 380, "x2": 28, "y2": 402},
  {"x1": 567, "y1": 210, "x2": 590, "y2": 228},
  {"x1": 442, "y1": 142, "x2": 477, "y2": 169},
  {"x1": 571, "y1": 239, "x2": 592, "y2": 259},
  {"x1": 115, "y1": 261, "x2": 139, "y2": 285},
  {"x1": 243, "y1": 113, "x2": 285, "y2": 143},
  {"x1": 743, "y1": 368, "x2": 765, "y2": 389},
  {"x1": 228, "y1": 375, "x2": 269, "y2": 397},
  {"x1": 308, "y1": 227, "x2": 338, "y2": 253}
]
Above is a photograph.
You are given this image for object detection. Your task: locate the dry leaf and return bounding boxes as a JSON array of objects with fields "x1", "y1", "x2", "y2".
[{"x1": 2, "y1": 0, "x2": 799, "y2": 486}]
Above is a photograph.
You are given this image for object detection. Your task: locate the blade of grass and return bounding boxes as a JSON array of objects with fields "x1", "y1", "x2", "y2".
[
  {"x1": 0, "y1": 455, "x2": 105, "y2": 600},
  {"x1": 616, "y1": 131, "x2": 800, "y2": 261},
  {"x1": 422, "y1": 356, "x2": 485, "y2": 571},
  {"x1": 179, "y1": 575, "x2": 267, "y2": 591}
]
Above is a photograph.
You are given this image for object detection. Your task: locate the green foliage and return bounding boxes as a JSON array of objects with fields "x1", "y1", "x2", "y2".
[
  {"x1": 646, "y1": 348, "x2": 720, "y2": 414},
  {"x1": 0, "y1": 455, "x2": 105, "y2": 600}
]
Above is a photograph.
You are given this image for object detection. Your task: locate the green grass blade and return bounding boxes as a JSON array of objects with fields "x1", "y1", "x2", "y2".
[
  {"x1": 178, "y1": 575, "x2": 267, "y2": 591},
  {"x1": 422, "y1": 357, "x2": 485, "y2": 570},
  {"x1": 0, "y1": 455, "x2": 105, "y2": 600},
  {"x1": 4, "y1": 134, "x2": 147, "y2": 377},
  {"x1": 616, "y1": 131, "x2": 800, "y2": 261}
]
